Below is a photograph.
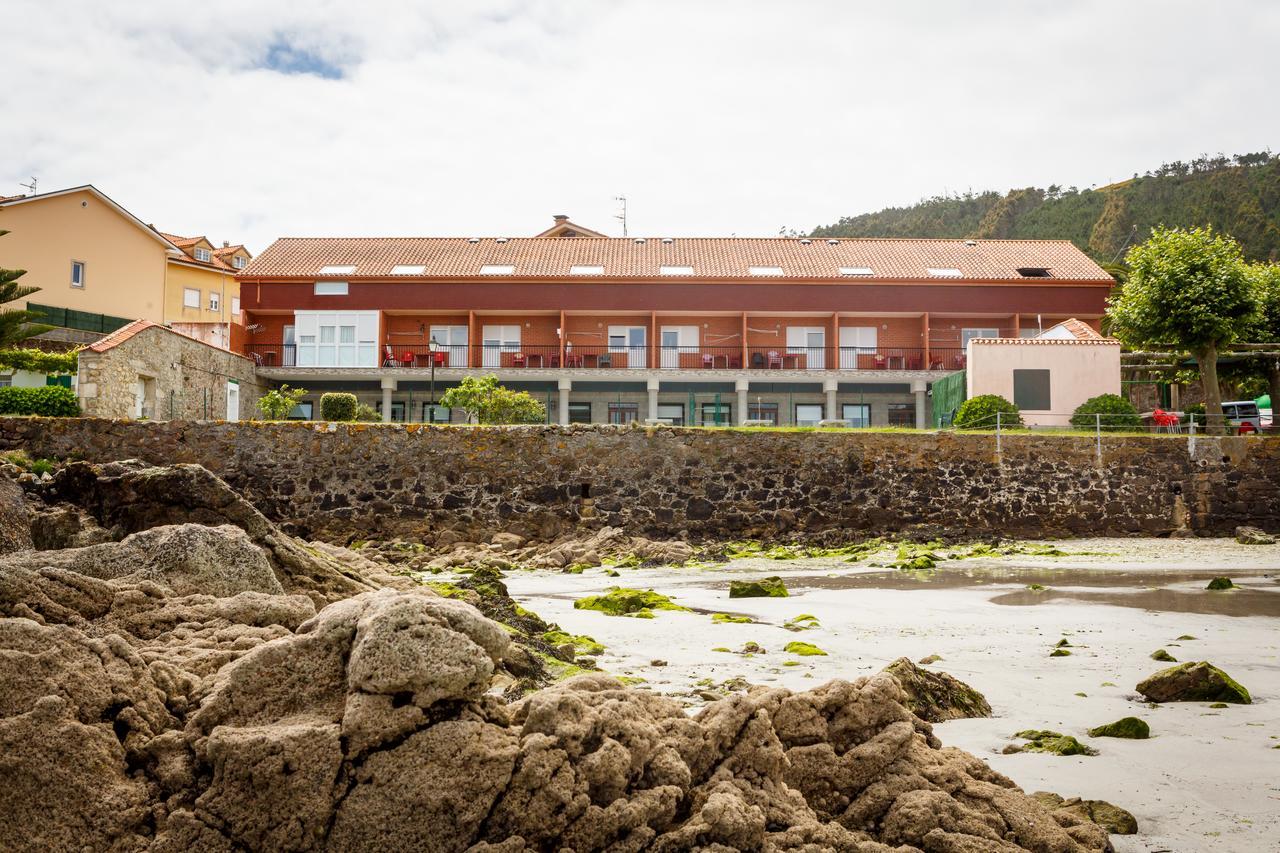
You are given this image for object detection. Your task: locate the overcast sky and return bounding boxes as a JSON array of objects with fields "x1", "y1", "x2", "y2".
[{"x1": 5, "y1": 1, "x2": 1277, "y2": 252}]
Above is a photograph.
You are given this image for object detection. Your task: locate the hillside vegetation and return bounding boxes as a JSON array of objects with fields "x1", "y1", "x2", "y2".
[{"x1": 811, "y1": 152, "x2": 1280, "y2": 262}]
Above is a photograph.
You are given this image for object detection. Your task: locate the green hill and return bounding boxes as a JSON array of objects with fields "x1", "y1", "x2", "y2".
[{"x1": 811, "y1": 152, "x2": 1280, "y2": 262}]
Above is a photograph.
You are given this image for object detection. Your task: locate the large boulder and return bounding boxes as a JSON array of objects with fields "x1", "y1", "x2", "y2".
[
  {"x1": 1137, "y1": 661, "x2": 1252, "y2": 704},
  {"x1": 0, "y1": 477, "x2": 32, "y2": 555},
  {"x1": 882, "y1": 656, "x2": 993, "y2": 722}
]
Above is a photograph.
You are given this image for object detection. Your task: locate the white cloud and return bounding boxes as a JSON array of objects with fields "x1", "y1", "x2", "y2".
[{"x1": 4, "y1": 0, "x2": 1278, "y2": 253}]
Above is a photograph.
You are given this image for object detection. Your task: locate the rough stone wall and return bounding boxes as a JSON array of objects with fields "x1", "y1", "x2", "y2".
[
  {"x1": 76, "y1": 325, "x2": 263, "y2": 420},
  {"x1": 1, "y1": 418, "x2": 1277, "y2": 542}
]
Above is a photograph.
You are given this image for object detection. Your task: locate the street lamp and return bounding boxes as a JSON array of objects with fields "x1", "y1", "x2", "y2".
[{"x1": 428, "y1": 338, "x2": 439, "y2": 423}]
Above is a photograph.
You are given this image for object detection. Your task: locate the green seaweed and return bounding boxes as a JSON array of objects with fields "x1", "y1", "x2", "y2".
[
  {"x1": 1206, "y1": 577, "x2": 1236, "y2": 591},
  {"x1": 711, "y1": 613, "x2": 754, "y2": 624},
  {"x1": 1010, "y1": 730, "x2": 1098, "y2": 756},
  {"x1": 728, "y1": 576, "x2": 789, "y2": 598},
  {"x1": 542, "y1": 630, "x2": 606, "y2": 656},
  {"x1": 783, "y1": 641, "x2": 828, "y2": 657},
  {"x1": 573, "y1": 587, "x2": 690, "y2": 617},
  {"x1": 1088, "y1": 717, "x2": 1150, "y2": 739},
  {"x1": 783, "y1": 614, "x2": 821, "y2": 632},
  {"x1": 1050, "y1": 649, "x2": 1072, "y2": 657},
  {"x1": 1150, "y1": 649, "x2": 1177, "y2": 662}
]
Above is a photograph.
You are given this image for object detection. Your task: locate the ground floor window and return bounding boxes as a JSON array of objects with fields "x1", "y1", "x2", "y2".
[
  {"x1": 423, "y1": 402, "x2": 450, "y2": 423},
  {"x1": 700, "y1": 401, "x2": 732, "y2": 426},
  {"x1": 656, "y1": 403, "x2": 684, "y2": 425},
  {"x1": 794, "y1": 403, "x2": 824, "y2": 426},
  {"x1": 887, "y1": 402, "x2": 914, "y2": 427},
  {"x1": 748, "y1": 401, "x2": 779, "y2": 425},
  {"x1": 375, "y1": 400, "x2": 406, "y2": 422},
  {"x1": 1013, "y1": 369, "x2": 1052, "y2": 411},
  {"x1": 568, "y1": 402, "x2": 592, "y2": 424},
  {"x1": 843, "y1": 403, "x2": 871, "y2": 428},
  {"x1": 288, "y1": 401, "x2": 313, "y2": 420},
  {"x1": 608, "y1": 402, "x2": 639, "y2": 424}
]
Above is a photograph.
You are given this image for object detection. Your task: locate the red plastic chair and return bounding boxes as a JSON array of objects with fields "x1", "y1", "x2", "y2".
[
  {"x1": 873, "y1": 354, "x2": 886, "y2": 370},
  {"x1": 511, "y1": 352, "x2": 525, "y2": 368},
  {"x1": 1152, "y1": 408, "x2": 1180, "y2": 433}
]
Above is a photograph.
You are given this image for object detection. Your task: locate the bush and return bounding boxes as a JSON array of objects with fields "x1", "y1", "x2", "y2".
[
  {"x1": 256, "y1": 384, "x2": 308, "y2": 420},
  {"x1": 952, "y1": 394, "x2": 1022, "y2": 430},
  {"x1": 319, "y1": 392, "x2": 357, "y2": 421},
  {"x1": 352, "y1": 403, "x2": 380, "y2": 422},
  {"x1": 1070, "y1": 393, "x2": 1142, "y2": 431},
  {"x1": 0, "y1": 386, "x2": 80, "y2": 417},
  {"x1": 1182, "y1": 402, "x2": 1205, "y2": 426}
]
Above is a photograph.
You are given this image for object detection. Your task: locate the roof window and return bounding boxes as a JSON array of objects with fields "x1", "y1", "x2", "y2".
[
  {"x1": 319, "y1": 264, "x2": 356, "y2": 275},
  {"x1": 232, "y1": 255, "x2": 247, "y2": 269},
  {"x1": 570, "y1": 265, "x2": 604, "y2": 275},
  {"x1": 839, "y1": 266, "x2": 873, "y2": 276},
  {"x1": 1016, "y1": 267, "x2": 1052, "y2": 278},
  {"x1": 194, "y1": 247, "x2": 211, "y2": 262},
  {"x1": 391, "y1": 264, "x2": 427, "y2": 275},
  {"x1": 748, "y1": 266, "x2": 784, "y2": 276},
  {"x1": 927, "y1": 267, "x2": 962, "y2": 278},
  {"x1": 314, "y1": 281, "x2": 349, "y2": 295},
  {"x1": 660, "y1": 265, "x2": 694, "y2": 276},
  {"x1": 661, "y1": 237, "x2": 674, "y2": 244},
  {"x1": 479, "y1": 264, "x2": 515, "y2": 275}
]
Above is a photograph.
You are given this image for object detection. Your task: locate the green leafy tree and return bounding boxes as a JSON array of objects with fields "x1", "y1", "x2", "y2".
[
  {"x1": 439, "y1": 375, "x2": 546, "y2": 424},
  {"x1": 1107, "y1": 227, "x2": 1257, "y2": 432},
  {"x1": 1070, "y1": 394, "x2": 1142, "y2": 431},
  {"x1": 952, "y1": 394, "x2": 1022, "y2": 429},
  {"x1": 0, "y1": 230, "x2": 53, "y2": 348},
  {"x1": 256, "y1": 384, "x2": 308, "y2": 420},
  {"x1": 1245, "y1": 262, "x2": 1280, "y2": 416}
]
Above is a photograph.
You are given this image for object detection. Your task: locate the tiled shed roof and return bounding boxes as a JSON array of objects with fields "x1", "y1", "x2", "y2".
[{"x1": 240, "y1": 237, "x2": 1114, "y2": 282}]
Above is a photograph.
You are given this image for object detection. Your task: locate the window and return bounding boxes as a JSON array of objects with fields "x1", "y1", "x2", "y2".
[
  {"x1": 70, "y1": 260, "x2": 85, "y2": 288},
  {"x1": 183, "y1": 288, "x2": 200, "y2": 308},
  {"x1": 961, "y1": 327, "x2": 1001, "y2": 346},
  {"x1": 927, "y1": 267, "x2": 962, "y2": 278},
  {"x1": 843, "y1": 403, "x2": 871, "y2": 428},
  {"x1": 479, "y1": 264, "x2": 515, "y2": 275},
  {"x1": 481, "y1": 325, "x2": 521, "y2": 368},
  {"x1": 568, "y1": 402, "x2": 593, "y2": 424},
  {"x1": 233, "y1": 255, "x2": 247, "y2": 270},
  {"x1": 659, "y1": 265, "x2": 694, "y2": 276},
  {"x1": 839, "y1": 326, "x2": 878, "y2": 367},
  {"x1": 785, "y1": 326, "x2": 826, "y2": 369},
  {"x1": 314, "y1": 281, "x2": 349, "y2": 295},
  {"x1": 607, "y1": 402, "x2": 639, "y2": 424},
  {"x1": 293, "y1": 310, "x2": 378, "y2": 367},
  {"x1": 1013, "y1": 369, "x2": 1051, "y2": 411},
  {"x1": 423, "y1": 402, "x2": 450, "y2": 423},
  {"x1": 231, "y1": 297, "x2": 241, "y2": 316},
  {"x1": 748, "y1": 402, "x2": 778, "y2": 425},
  {"x1": 1016, "y1": 267, "x2": 1051, "y2": 278},
  {"x1": 288, "y1": 401, "x2": 313, "y2": 420},
  {"x1": 194, "y1": 247, "x2": 212, "y2": 262},
  {"x1": 391, "y1": 264, "x2": 427, "y2": 275},
  {"x1": 570, "y1": 265, "x2": 604, "y2": 275},
  {"x1": 319, "y1": 264, "x2": 357, "y2": 275},
  {"x1": 700, "y1": 401, "x2": 732, "y2": 426},
  {"x1": 209, "y1": 292, "x2": 220, "y2": 311},
  {"x1": 655, "y1": 403, "x2": 684, "y2": 425},
  {"x1": 795, "y1": 404, "x2": 824, "y2": 426},
  {"x1": 839, "y1": 266, "x2": 873, "y2": 276},
  {"x1": 375, "y1": 400, "x2": 406, "y2": 422},
  {"x1": 887, "y1": 403, "x2": 914, "y2": 426},
  {"x1": 748, "y1": 266, "x2": 784, "y2": 276},
  {"x1": 0, "y1": 373, "x2": 11, "y2": 388}
]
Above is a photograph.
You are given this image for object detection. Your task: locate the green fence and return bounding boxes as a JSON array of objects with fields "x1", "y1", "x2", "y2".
[
  {"x1": 931, "y1": 369, "x2": 966, "y2": 427},
  {"x1": 28, "y1": 302, "x2": 133, "y2": 335}
]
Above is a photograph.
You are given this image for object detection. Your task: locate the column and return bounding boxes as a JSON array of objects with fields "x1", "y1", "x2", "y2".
[
  {"x1": 380, "y1": 377, "x2": 396, "y2": 423},
  {"x1": 912, "y1": 379, "x2": 928, "y2": 429},
  {"x1": 647, "y1": 377, "x2": 660, "y2": 421},
  {"x1": 824, "y1": 377, "x2": 839, "y2": 422},
  {"x1": 736, "y1": 378, "x2": 749, "y2": 425},
  {"x1": 558, "y1": 377, "x2": 572, "y2": 425}
]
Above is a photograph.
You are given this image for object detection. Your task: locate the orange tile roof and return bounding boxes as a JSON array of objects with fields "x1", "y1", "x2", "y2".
[
  {"x1": 240, "y1": 236, "x2": 1114, "y2": 282},
  {"x1": 160, "y1": 232, "x2": 249, "y2": 272},
  {"x1": 86, "y1": 319, "x2": 252, "y2": 360},
  {"x1": 972, "y1": 319, "x2": 1119, "y2": 345}
]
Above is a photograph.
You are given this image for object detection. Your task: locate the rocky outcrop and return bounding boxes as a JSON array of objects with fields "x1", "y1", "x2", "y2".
[
  {"x1": 882, "y1": 656, "x2": 994, "y2": 722},
  {"x1": 0, "y1": 476, "x2": 32, "y2": 554}
]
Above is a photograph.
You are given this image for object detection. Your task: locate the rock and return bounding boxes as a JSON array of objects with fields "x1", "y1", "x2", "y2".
[
  {"x1": 1087, "y1": 716, "x2": 1150, "y2": 739},
  {"x1": 1050, "y1": 648, "x2": 1072, "y2": 657},
  {"x1": 1206, "y1": 576, "x2": 1236, "y2": 590},
  {"x1": 572, "y1": 587, "x2": 689, "y2": 617},
  {"x1": 28, "y1": 504, "x2": 112, "y2": 550},
  {"x1": 1137, "y1": 661, "x2": 1252, "y2": 704},
  {"x1": 1032, "y1": 792, "x2": 1139, "y2": 835},
  {"x1": 1006, "y1": 730, "x2": 1098, "y2": 756},
  {"x1": 490, "y1": 532, "x2": 525, "y2": 551},
  {"x1": 1150, "y1": 648, "x2": 1177, "y2": 662},
  {"x1": 917, "y1": 654, "x2": 943, "y2": 664},
  {"x1": 0, "y1": 477, "x2": 33, "y2": 554},
  {"x1": 728, "y1": 575, "x2": 789, "y2": 598},
  {"x1": 882, "y1": 656, "x2": 993, "y2": 722},
  {"x1": 1235, "y1": 526, "x2": 1275, "y2": 545},
  {"x1": 783, "y1": 641, "x2": 827, "y2": 656}
]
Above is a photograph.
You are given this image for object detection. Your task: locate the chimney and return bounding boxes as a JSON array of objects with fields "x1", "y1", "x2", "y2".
[
  {"x1": 553, "y1": 214, "x2": 568, "y2": 223},
  {"x1": 223, "y1": 240, "x2": 229, "y2": 248}
]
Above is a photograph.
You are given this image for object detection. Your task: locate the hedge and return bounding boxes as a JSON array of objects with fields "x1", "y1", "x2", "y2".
[
  {"x1": 1070, "y1": 394, "x2": 1142, "y2": 431},
  {"x1": 0, "y1": 386, "x2": 81, "y2": 416},
  {"x1": 0, "y1": 347, "x2": 79, "y2": 375},
  {"x1": 953, "y1": 394, "x2": 1023, "y2": 429},
  {"x1": 319, "y1": 392, "x2": 358, "y2": 421}
]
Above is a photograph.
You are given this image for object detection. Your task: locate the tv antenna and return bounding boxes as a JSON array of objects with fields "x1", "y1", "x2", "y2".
[
  {"x1": 18, "y1": 177, "x2": 37, "y2": 196},
  {"x1": 614, "y1": 195, "x2": 628, "y2": 237}
]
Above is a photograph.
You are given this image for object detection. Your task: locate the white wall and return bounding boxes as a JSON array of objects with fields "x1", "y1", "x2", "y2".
[
  {"x1": 0, "y1": 369, "x2": 65, "y2": 389},
  {"x1": 966, "y1": 341, "x2": 1121, "y2": 427}
]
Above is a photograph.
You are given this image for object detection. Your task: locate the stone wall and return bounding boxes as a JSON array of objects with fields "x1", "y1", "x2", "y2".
[
  {"x1": 76, "y1": 324, "x2": 264, "y2": 420},
  {"x1": 2, "y1": 418, "x2": 1277, "y2": 543}
]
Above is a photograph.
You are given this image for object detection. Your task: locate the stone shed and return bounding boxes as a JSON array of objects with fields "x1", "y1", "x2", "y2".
[{"x1": 76, "y1": 320, "x2": 263, "y2": 420}]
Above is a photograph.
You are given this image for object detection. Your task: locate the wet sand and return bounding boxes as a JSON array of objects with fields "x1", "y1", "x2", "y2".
[{"x1": 501, "y1": 538, "x2": 1280, "y2": 853}]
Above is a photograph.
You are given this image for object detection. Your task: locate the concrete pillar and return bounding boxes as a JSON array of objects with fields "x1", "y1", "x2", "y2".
[
  {"x1": 647, "y1": 378, "x2": 660, "y2": 421},
  {"x1": 380, "y1": 377, "x2": 397, "y2": 423},
  {"x1": 912, "y1": 379, "x2": 928, "y2": 429},
  {"x1": 558, "y1": 377, "x2": 572, "y2": 425},
  {"x1": 736, "y1": 378, "x2": 750, "y2": 425},
  {"x1": 824, "y1": 377, "x2": 839, "y2": 422}
]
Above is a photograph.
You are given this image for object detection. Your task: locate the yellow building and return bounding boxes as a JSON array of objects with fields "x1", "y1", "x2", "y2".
[{"x1": 0, "y1": 185, "x2": 250, "y2": 349}]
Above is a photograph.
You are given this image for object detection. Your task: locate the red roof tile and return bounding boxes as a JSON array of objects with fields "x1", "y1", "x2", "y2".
[{"x1": 86, "y1": 319, "x2": 253, "y2": 360}]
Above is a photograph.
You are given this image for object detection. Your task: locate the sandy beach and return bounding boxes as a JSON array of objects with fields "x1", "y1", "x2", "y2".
[{"x1": 499, "y1": 538, "x2": 1280, "y2": 853}]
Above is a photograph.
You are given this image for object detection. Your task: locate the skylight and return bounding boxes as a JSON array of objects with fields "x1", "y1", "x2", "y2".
[
  {"x1": 927, "y1": 267, "x2": 963, "y2": 278},
  {"x1": 660, "y1": 265, "x2": 694, "y2": 276},
  {"x1": 748, "y1": 266, "x2": 784, "y2": 276},
  {"x1": 570, "y1": 265, "x2": 604, "y2": 275},
  {"x1": 479, "y1": 264, "x2": 515, "y2": 275},
  {"x1": 391, "y1": 264, "x2": 427, "y2": 275},
  {"x1": 319, "y1": 264, "x2": 356, "y2": 275},
  {"x1": 839, "y1": 266, "x2": 873, "y2": 276},
  {"x1": 1016, "y1": 267, "x2": 1052, "y2": 278}
]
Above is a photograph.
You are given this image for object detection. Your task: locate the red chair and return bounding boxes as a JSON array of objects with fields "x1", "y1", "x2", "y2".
[
  {"x1": 399, "y1": 350, "x2": 414, "y2": 367},
  {"x1": 873, "y1": 354, "x2": 886, "y2": 370},
  {"x1": 906, "y1": 353, "x2": 922, "y2": 370},
  {"x1": 431, "y1": 351, "x2": 447, "y2": 367},
  {"x1": 767, "y1": 350, "x2": 783, "y2": 369},
  {"x1": 1152, "y1": 408, "x2": 1181, "y2": 433},
  {"x1": 929, "y1": 354, "x2": 944, "y2": 370},
  {"x1": 511, "y1": 352, "x2": 526, "y2": 368}
]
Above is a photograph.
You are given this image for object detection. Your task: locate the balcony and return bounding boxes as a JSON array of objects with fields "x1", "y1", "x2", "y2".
[{"x1": 246, "y1": 343, "x2": 966, "y2": 372}]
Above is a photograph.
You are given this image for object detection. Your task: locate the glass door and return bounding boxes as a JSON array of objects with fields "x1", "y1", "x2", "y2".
[
  {"x1": 283, "y1": 325, "x2": 296, "y2": 366},
  {"x1": 431, "y1": 325, "x2": 469, "y2": 366},
  {"x1": 661, "y1": 329, "x2": 680, "y2": 369},
  {"x1": 795, "y1": 403, "x2": 824, "y2": 426},
  {"x1": 482, "y1": 325, "x2": 519, "y2": 368}
]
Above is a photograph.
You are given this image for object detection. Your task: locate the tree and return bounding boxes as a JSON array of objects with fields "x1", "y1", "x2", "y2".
[
  {"x1": 0, "y1": 230, "x2": 53, "y2": 348},
  {"x1": 439, "y1": 375, "x2": 546, "y2": 424},
  {"x1": 256, "y1": 384, "x2": 308, "y2": 420},
  {"x1": 1106, "y1": 227, "x2": 1257, "y2": 432},
  {"x1": 1245, "y1": 261, "x2": 1280, "y2": 416}
]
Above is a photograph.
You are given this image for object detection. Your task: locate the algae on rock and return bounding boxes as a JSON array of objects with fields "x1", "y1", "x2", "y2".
[
  {"x1": 882, "y1": 657, "x2": 993, "y2": 723},
  {"x1": 728, "y1": 576, "x2": 789, "y2": 598},
  {"x1": 1137, "y1": 661, "x2": 1252, "y2": 704},
  {"x1": 572, "y1": 586, "x2": 690, "y2": 618},
  {"x1": 1087, "y1": 717, "x2": 1150, "y2": 739}
]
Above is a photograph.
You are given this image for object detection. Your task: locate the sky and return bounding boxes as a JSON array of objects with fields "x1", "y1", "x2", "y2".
[{"x1": 4, "y1": 0, "x2": 1278, "y2": 253}]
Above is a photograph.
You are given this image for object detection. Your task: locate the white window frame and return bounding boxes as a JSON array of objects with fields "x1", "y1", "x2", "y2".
[
  {"x1": 208, "y1": 291, "x2": 220, "y2": 311},
  {"x1": 607, "y1": 325, "x2": 647, "y2": 368},
  {"x1": 183, "y1": 288, "x2": 201, "y2": 308},
  {"x1": 785, "y1": 326, "x2": 825, "y2": 369},
  {"x1": 314, "y1": 281, "x2": 349, "y2": 296},
  {"x1": 839, "y1": 326, "x2": 878, "y2": 367},
  {"x1": 70, "y1": 260, "x2": 86, "y2": 288},
  {"x1": 194, "y1": 247, "x2": 212, "y2": 262},
  {"x1": 294, "y1": 311, "x2": 378, "y2": 367},
  {"x1": 430, "y1": 325, "x2": 469, "y2": 366},
  {"x1": 233, "y1": 255, "x2": 247, "y2": 269},
  {"x1": 481, "y1": 325, "x2": 521, "y2": 368},
  {"x1": 231, "y1": 296, "x2": 241, "y2": 316}
]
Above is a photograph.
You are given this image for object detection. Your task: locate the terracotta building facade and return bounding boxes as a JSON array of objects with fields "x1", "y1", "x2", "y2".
[{"x1": 237, "y1": 218, "x2": 1114, "y2": 427}]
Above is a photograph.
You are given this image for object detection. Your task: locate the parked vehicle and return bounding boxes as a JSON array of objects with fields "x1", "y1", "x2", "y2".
[{"x1": 1222, "y1": 400, "x2": 1262, "y2": 434}]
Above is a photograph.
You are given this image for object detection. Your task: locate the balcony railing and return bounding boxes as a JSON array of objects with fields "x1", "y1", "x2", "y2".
[{"x1": 244, "y1": 343, "x2": 966, "y2": 371}]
